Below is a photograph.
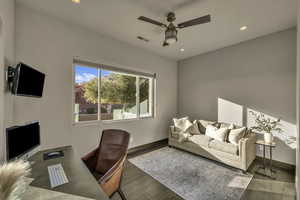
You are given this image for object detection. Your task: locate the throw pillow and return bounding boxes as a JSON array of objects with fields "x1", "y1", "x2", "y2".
[
  {"x1": 205, "y1": 125, "x2": 229, "y2": 142},
  {"x1": 173, "y1": 117, "x2": 193, "y2": 132},
  {"x1": 228, "y1": 124, "x2": 235, "y2": 130},
  {"x1": 198, "y1": 120, "x2": 219, "y2": 134},
  {"x1": 188, "y1": 120, "x2": 201, "y2": 135},
  {"x1": 228, "y1": 127, "x2": 246, "y2": 145}
]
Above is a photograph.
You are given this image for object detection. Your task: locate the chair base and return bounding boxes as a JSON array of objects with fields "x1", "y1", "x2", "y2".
[
  {"x1": 117, "y1": 189, "x2": 127, "y2": 200},
  {"x1": 110, "y1": 188, "x2": 127, "y2": 200}
]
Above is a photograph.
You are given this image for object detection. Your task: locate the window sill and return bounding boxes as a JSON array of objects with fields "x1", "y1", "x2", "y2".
[
  {"x1": 72, "y1": 120, "x2": 100, "y2": 127},
  {"x1": 72, "y1": 116, "x2": 154, "y2": 127},
  {"x1": 102, "y1": 116, "x2": 154, "y2": 124}
]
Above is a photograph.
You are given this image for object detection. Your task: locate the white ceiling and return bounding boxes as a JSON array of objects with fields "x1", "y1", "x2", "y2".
[{"x1": 16, "y1": 0, "x2": 297, "y2": 61}]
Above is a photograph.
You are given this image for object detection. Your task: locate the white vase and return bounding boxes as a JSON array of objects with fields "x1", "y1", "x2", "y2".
[{"x1": 264, "y1": 133, "x2": 273, "y2": 144}]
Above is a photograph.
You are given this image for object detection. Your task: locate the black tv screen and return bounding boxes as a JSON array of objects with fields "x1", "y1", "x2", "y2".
[
  {"x1": 6, "y1": 122, "x2": 40, "y2": 160},
  {"x1": 12, "y1": 63, "x2": 45, "y2": 97}
]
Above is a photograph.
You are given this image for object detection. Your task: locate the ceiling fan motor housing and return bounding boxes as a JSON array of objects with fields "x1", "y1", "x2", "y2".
[{"x1": 167, "y1": 12, "x2": 176, "y2": 22}]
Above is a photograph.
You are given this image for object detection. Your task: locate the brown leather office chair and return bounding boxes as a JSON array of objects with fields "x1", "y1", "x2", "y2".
[{"x1": 82, "y1": 129, "x2": 130, "y2": 200}]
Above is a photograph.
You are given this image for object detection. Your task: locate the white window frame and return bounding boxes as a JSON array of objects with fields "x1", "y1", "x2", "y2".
[{"x1": 72, "y1": 60, "x2": 156, "y2": 125}]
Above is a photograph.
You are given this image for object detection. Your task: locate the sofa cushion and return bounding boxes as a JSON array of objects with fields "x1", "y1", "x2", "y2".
[
  {"x1": 189, "y1": 135, "x2": 212, "y2": 148},
  {"x1": 205, "y1": 125, "x2": 229, "y2": 142},
  {"x1": 198, "y1": 120, "x2": 219, "y2": 134},
  {"x1": 209, "y1": 140, "x2": 239, "y2": 155},
  {"x1": 173, "y1": 117, "x2": 192, "y2": 132}
]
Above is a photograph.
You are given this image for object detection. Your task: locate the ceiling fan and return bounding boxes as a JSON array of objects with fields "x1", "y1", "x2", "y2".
[{"x1": 138, "y1": 12, "x2": 211, "y2": 47}]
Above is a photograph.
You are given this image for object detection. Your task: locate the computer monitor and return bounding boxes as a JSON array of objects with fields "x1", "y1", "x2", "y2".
[{"x1": 6, "y1": 122, "x2": 41, "y2": 161}]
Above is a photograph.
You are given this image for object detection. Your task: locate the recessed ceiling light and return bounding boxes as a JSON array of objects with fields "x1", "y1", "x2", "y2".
[
  {"x1": 180, "y1": 48, "x2": 185, "y2": 52},
  {"x1": 240, "y1": 26, "x2": 247, "y2": 31},
  {"x1": 72, "y1": 0, "x2": 80, "y2": 4}
]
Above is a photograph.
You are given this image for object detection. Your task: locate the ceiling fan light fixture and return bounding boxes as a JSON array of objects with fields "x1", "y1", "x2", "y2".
[
  {"x1": 165, "y1": 28, "x2": 177, "y2": 44},
  {"x1": 166, "y1": 37, "x2": 177, "y2": 44}
]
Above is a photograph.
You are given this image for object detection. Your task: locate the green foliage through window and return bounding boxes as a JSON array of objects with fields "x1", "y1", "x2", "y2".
[{"x1": 74, "y1": 65, "x2": 153, "y2": 122}]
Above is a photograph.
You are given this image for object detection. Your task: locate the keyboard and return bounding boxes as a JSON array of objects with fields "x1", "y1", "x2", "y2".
[{"x1": 47, "y1": 164, "x2": 69, "y2": 188}]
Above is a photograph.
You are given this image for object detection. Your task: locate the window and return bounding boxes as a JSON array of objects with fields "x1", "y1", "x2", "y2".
[
  {"x1": 139, "y1": 77, "x2": 152, "y2": 118},
  {"x1": 73, "y1": 61, "x2": 155, "y2": 123},
  {"x1": 74, "y1": 65, "x2": 99, "y2": 122}
]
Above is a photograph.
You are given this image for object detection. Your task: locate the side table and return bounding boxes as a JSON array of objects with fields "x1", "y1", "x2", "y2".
[{"x1": 255, "y1": 139, "x2": 276, "y2": 179}]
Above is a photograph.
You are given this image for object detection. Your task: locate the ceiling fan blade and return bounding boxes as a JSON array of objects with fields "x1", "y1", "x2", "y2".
[
  {"x1": 178, "y1": 15, "x2": 211, "y2": 29},
  {"x1": 138, "y1": 16, "x2": 167, "y2": 28}
]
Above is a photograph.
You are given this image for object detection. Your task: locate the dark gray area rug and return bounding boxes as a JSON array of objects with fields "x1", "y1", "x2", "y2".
[{"x1": 129, "y1": 147, "x2": 253, "y2": 200}]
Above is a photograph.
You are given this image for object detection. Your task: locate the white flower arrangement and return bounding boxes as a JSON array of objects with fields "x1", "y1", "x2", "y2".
[{"x1": 249, "y1": 111, "x2": 282, "y2": 134}]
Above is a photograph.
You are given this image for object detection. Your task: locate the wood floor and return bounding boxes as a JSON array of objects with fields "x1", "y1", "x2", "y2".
[
  {"x1": 111, "y1": 145, "x2": 296, "y2": 200},
  {"x1": 241, "y1": 159, "x2": 296, "y2": 200}
]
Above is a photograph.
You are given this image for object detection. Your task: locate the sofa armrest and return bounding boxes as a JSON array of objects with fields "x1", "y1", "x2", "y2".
[
  {"x1": 239, "y1": 133, "x2": 256, "y2": 171},
  {"x1": 169, "y1": 126, "x2": 175, "y2": 138}
]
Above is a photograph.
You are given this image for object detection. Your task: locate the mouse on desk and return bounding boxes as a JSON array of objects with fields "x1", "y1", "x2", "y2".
[
  {"x1": 44, "y1": 151, "x2": 64, "y2": 160},
  {"x1": 48, "y1": 152, "x2": 60, "y2": 157}
]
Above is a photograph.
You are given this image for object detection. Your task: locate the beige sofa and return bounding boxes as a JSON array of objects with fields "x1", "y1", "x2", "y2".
[{"x1": 168, "y1": 122, "x2": 256, "y2": 171}]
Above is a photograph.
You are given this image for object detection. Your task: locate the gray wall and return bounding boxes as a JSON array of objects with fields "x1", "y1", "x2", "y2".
[
  {"x1": 15, "y1": 4, "x2": 177, "y2": 157},
  {"x1": 178, "y1": 28, "x2": 296, "y2": 164},
  {"x1": 0, "y1": 0, "x2": 15, "y2": 163}
]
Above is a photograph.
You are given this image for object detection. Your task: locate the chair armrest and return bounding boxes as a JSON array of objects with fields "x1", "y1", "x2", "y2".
[
  {"x1": 239, "y1": 133, "x2": 256, "y2": 171},
  {"x1": 99, "y1": 155, "x2": 126, "y2": 197},
  {"x1": 99, "y1": 155, "x2": 126, "y2": 184},
  {"x1": 81, "y1": 148, "x2": 99, "y2": 172}
]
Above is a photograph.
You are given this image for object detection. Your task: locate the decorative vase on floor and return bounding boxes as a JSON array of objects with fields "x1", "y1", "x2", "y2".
[{"x1": 264, "y1": 133, "x2": 273, "y2": 144}]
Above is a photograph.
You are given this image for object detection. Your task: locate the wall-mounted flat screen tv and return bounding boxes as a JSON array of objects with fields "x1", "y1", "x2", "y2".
[{"x1": 12, "y1": 63, "x2": 45, "y2": 98}]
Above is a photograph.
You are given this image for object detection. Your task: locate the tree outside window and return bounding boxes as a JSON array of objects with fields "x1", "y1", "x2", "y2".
[{"x1": 74, "y1": 64, "x2": 153, "y2": 122}]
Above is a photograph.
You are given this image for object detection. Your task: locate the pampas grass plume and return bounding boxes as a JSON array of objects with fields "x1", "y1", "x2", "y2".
[{"x1": 0, "y1": 160, "x2": 31, "y2": 200}]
